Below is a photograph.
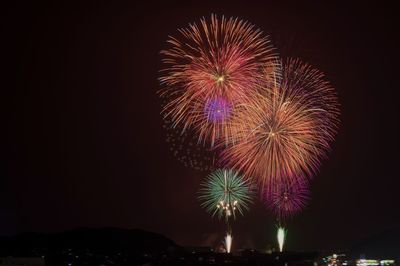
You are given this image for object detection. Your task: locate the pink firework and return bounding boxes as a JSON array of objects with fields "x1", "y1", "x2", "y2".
[
  {"x1": 159, "y1": 14, "x2": 277, "y2": 146},
  {"x1": 263, "y1": 178, "x2": 310, "y2": 221}
]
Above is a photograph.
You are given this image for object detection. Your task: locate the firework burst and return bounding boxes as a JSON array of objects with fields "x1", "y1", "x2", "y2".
[
  {"x1": 159, "y1": 14, "x2": 277, "y2": 146},
  {"x1": 263, "y1": 178, "x2": 310, "y2": 221},
  {"x1": 222, "y1": 58, "x2": 340, "y2": 186},
  {"x1": 198, "y1": 169, "x2": 255, "y2": 220}
]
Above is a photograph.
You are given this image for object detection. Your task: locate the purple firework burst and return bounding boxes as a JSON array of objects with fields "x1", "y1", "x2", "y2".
[
  {"x1": 204, "y1": 97, "x2": 232, "y2": 122},
  {"x1": 263, "y1": 178, "x2": 310, "y2": 221}
]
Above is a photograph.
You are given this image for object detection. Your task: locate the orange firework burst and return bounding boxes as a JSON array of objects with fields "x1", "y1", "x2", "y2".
[
  {"x1": 222, "y1": 59, "x2": 340, "y2": 187},
  {"x1": 159, "y1": 14, "x2": 277, "y2": 146}
]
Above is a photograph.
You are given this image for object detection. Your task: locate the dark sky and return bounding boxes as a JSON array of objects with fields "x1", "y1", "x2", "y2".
[{"x1": 3, "y1": 1, "x2": 399, "y2": 251}]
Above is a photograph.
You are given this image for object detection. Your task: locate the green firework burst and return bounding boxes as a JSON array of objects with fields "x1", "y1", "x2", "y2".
[{"x1": 198, "y1": 169, "x2": 255, "y2": 220}]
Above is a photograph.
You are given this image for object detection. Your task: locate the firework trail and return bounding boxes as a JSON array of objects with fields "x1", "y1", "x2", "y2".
[
  {"x1": 222, "y1": 58, "x2": 340, "y2": 187},
  {"x1": 277, "y1": 226, "x2": 287, "y2": 252},
  {"x1": 224, "y1": 233, "x2": 233, "y2": 253},
  {"x1": 159, "y1": 14, "x2": 277, "y2": 146}
]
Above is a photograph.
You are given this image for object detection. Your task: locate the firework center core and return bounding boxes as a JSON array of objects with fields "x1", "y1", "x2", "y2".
[{"x1": 216, "y1": 75, "x2": 225, "y2": 83}]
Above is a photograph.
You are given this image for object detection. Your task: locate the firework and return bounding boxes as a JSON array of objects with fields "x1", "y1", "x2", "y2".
[
  {"x1": 223, "y1": 58, "x2": 340, "y2": 186},
  {"x1": 198, "y1": 169, "x2": 254, "y2": 220},
  {"x1": 159, "y1": 14, "x2": 277, "y2": 146},
  {"x1": 263, "y1": 178, "x2": 310, "y2": 221},
  {"x1": 277, "y1": 226, "x2": 287, "y2": 252},
  {"x1": 224, "y1": 233, "x2": 233, "y2": 253},
  {"x1": 163, "y1": 115, "x2": 218, "y2": 171}
]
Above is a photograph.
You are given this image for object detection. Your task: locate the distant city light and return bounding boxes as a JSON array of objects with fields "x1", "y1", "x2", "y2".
[
  {"x1": 357, "y1": 259, "x2": 380, "y2": 266},
  {"x1": 380, "y1": 260, "x2": 395, "y2": 266}
]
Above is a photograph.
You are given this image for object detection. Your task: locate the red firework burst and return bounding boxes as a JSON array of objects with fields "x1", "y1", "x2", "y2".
[{"x1": 159, "y1": 14, "x2": 277, "y2": 146}]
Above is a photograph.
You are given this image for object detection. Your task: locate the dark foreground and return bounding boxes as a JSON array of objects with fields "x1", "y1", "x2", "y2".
[{"x1": 0, "y1": 228, "x2": 397, "y2": 266}]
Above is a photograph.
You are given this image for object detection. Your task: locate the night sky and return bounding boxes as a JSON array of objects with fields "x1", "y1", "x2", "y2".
[{"x1": 3, "y1": 1, "x2": 399, "y2": 251}]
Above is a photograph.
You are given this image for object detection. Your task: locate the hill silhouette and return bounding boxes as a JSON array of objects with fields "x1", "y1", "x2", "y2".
[{"x1": 0, "y1": 227, "x2": 177, "y2": 257}]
